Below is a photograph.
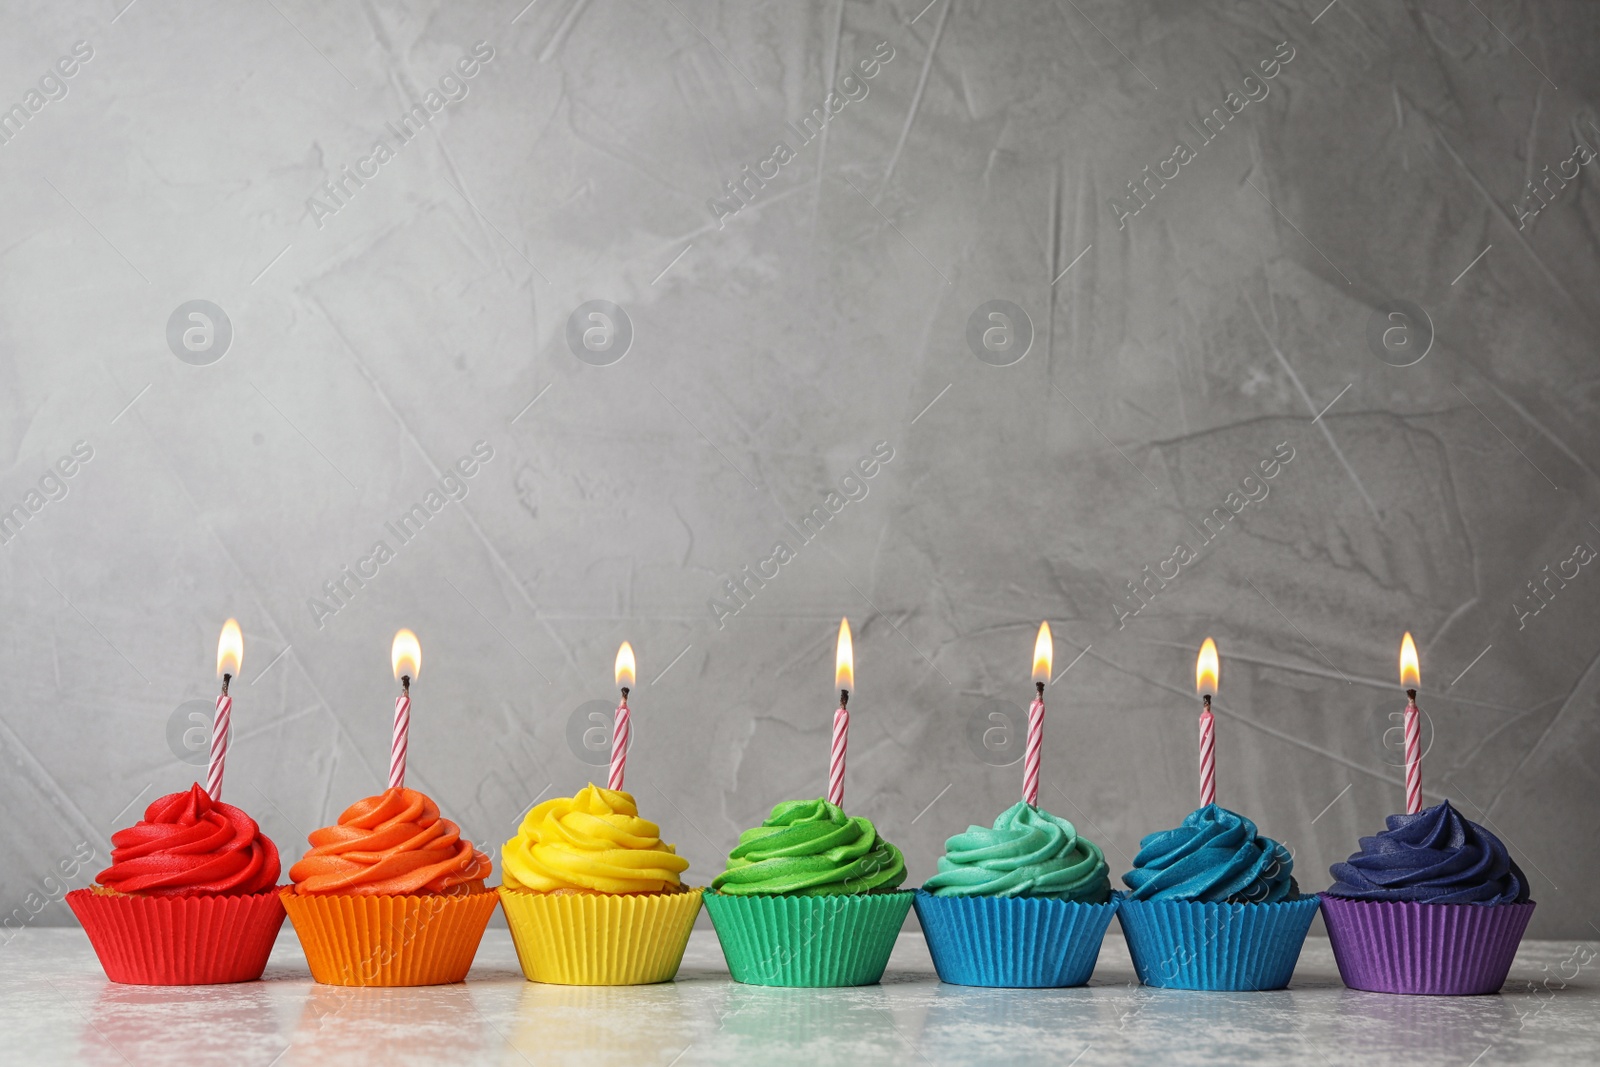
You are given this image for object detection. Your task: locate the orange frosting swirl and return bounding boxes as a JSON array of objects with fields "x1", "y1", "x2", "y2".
[{"x1": 289, "y1": 788, "x2": 491, "y2": 895}]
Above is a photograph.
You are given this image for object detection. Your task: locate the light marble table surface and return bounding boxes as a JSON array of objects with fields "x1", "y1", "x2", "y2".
[{"x1": 2, "y1": 929, "x2": 1594, "y2": 1066}]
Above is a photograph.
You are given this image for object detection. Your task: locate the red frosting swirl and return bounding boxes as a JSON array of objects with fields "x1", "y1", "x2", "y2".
[
  {"x1": 288, "y1": 789, "x2": 491, "y2": 895},
  {"x1": 97, "y1": 784, "x2": 281, "y2": 896}
]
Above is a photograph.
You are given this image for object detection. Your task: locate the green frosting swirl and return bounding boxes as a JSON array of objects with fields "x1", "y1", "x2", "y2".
[
  {"x1": 711, "y1": 798, "x2": 907, "y2": 896},
  {"x1": 923, "y1": 802, "x2": 1112, "y2": 901}
]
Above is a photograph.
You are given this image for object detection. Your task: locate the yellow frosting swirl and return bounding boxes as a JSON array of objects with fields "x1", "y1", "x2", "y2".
[{"x1": 501, "y1": 784, "x2": 689, "y2": 893}]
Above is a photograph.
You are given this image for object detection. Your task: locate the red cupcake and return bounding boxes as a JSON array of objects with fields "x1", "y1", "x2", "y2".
[{"x1": 67, "y1": 784, "x2": 287, "y2": 984}]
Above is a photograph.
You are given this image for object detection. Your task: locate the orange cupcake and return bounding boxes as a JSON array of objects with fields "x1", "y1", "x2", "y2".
[{"x1": 280, "y1": 788, "x2": 498, "y2": 986}]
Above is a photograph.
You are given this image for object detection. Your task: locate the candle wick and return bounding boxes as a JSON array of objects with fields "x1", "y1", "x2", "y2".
[
  {"x1": 220, "y1": 673, "x2": 231, "y2": 696},
  {"x1": 1202, "y1": 694, "x2": 1211, "y2": 710},
  {"x1": 1406, "y1": 689, "x2": 1417, "y2": 703},
  {"x1": 1036, "y1": 681, "x2": 1045, "y2": 699},
  {"x1": 839, "y1": 689, "x2": 849, "y2": 709},
  {"x1": 402, "y1": 675, "x2": 411, "y2": 693},
  {"x1": 620, "y1": 687, "x2": 629, "y2": 703}
]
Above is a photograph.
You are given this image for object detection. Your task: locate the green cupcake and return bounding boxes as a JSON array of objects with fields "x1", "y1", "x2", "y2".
[
  {"x1": 704, "y1": 799, "x2": 913, "y2": 986},
  {"x1": 712, "y1": 798, "x2": 907, "y2": 896}
]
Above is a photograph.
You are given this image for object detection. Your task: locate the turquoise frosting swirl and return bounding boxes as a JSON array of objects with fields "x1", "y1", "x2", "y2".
[
  {"x1": 1122, "y1": 804, "x2": 1297, "y2": 904},
  {"x1": 923, "y1": 802, "x2": 1111, "y2": 901}
]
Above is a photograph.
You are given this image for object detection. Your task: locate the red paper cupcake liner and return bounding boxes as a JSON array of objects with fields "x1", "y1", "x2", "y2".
[
  {"x1": 66, "y1": 887, "x2": 287, "y2": 985},
  {"x1": 1320, "y1": 894, "x2": 1535, "y2": 995}
]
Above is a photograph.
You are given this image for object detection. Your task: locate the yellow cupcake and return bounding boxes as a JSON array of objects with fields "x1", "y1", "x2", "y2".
[
  {"x1": 499, "y1": 784, "x2": 701, "y2": 985},
  {"x1": 502, "y1": 785, "x2": 689, "y2": 893}
]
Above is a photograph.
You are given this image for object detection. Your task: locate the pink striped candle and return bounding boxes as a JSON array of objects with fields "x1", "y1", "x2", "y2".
[
  {"x1": 207, "y1": 686, "x2": 232, "y2": 800},
  {"x1": 1196, "y1": 638, "x2": 1219, "y2": 807},
  {"x1": 207, "y1": 620, "x2": 242, "y2": 800},
  {"x1": 829, "y1": 619, "x2": 853, "y2": 808},
  {"x1": 1024, "y1": 622, "x2": 1051, "y2": 806},
  {"x1": 1198, "y1": 703, "x2": 1216, "y2": 807},
  {"x1": 389, "y1": 688, "x2": 409, "y2": 790},
  {"x1": 1400, "y1": 632, "x2": 1422, "y2": 814},
  {"x1": 1403, "y1": 698, "x2": 1421, "y2": 814},
  {"x1": 390, "y1": 630, "x2": 420, "y2": 792},
  {"x1": 610, "y1": 642, "x2": 635, "y2": 792},
  {"x1": 609, "y1": 696, "x2": 630, "y2": 790}
]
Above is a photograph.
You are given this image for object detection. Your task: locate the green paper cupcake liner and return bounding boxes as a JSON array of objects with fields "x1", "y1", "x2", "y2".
[{"x1": 703, "y1": 890, "x2": 914, "y2": 987}]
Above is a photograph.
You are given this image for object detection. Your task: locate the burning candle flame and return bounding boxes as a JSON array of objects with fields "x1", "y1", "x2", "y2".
[
  {"x1": 217, "y1": 619, "x2": 243, "y2": 678},
  {"x1": 835, "y1": 617, "x2": 854, "y2": 692},
  {"x1": 1195, "y1": 638, "x2": 1219, "y2": 697},
  {"x1": 615, "y1": 641, "x2": 636, "y2": 689},
  {"x1": 392, "y1": 629, "x2": 421, "y2": 682},
  {"x1": 1032, "y1": 622, "x2": 1053, "y2": 684},
  {"x1": 1399, "y1": 632, "x2": 1420, "y2": 691}
]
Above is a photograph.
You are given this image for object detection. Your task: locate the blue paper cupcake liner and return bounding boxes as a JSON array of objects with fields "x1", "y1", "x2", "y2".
[
  {"x1": 1116, "y1": 893, "x2": 1320, "y2": 991},
  {"x1": 913, "y1": 889, "x2": 1118, "y2": 988}
]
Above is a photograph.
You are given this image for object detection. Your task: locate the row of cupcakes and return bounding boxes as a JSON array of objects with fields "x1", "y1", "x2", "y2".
[
  {"x1": 69, "y1": 785, "x2": 1531, "y2": 995},
  {"x1": 69, "y1": 624, "x2": 1534, "y2": 996}
]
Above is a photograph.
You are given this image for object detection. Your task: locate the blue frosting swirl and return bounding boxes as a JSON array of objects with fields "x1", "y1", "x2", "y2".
[
  {"x1": 1327, "y1": 801, "x2": 1530, "y2": 905},
  {"x1": 1122, "y1": 804, "x2": 1297, "y2": 904}
]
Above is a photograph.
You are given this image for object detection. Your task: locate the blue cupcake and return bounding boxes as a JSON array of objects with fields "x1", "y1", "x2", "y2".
[
  {"x1": 1117, "y1": 804, "x2": 1319, "y2": 990},
  {"x1": 914, "y1": 802, "x2": 1118, "y2": 987}
]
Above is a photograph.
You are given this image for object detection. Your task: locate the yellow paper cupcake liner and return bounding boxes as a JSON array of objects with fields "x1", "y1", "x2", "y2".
[
  {"x1": 499, "y1": 886, "x2": 704, "y2": 985},
  {"x1": 280, "y1": 887, "x2": 499, "y2": 987}
]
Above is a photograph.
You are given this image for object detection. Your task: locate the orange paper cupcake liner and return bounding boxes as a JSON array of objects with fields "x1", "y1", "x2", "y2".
[
  {"x1": 280, "y1": 886, "x2": 499, "y2": 987},
  {"x1": 66, "y1": 886, "x2": 287, "y2": 985},
  {"x1": 500, "y1": 885, "x2": 704, "y2": 985}
]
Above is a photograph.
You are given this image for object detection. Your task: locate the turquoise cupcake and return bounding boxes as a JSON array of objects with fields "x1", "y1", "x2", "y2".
[
  {"x1": 1117, "y1": 804, "x2": 1318, "y2": 990},
  {"x1": 914, "y1": 801, "x2": 1118, "y2": 987}
]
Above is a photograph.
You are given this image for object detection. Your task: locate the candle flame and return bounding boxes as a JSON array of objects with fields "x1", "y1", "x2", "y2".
[
  {"x1": 392, "y1": 629, "x2": 421, "y2": 682},
  {"x1": 217, "y1": 619, "x2": 243, "y2": 678},
  {"x1": 835, "y1": 617, "x2": 854, "y2": 692},
  {"x1": 1032, "y1": 621, "x2": 1053, "y2": 684},
  {"x1": 1195, "y1": 638, "x2": 1219, "y2": 697},
  {"x1": 1399, "y1": 632, "x2": 1420, "y2": 690},
  {"x1": 615, "y1": 641, "x2": 636, "y2": 689}
]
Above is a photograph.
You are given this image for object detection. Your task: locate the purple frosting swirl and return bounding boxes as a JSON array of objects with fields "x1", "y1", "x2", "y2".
[{"x1": 1327, "y1": 801, "x2": 1530, "y2": 905}]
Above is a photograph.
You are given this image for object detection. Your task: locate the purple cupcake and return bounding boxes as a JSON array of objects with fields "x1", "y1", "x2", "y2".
[{"x1": 1322, "y1": 800, "x2": 1535, "y2": 995}]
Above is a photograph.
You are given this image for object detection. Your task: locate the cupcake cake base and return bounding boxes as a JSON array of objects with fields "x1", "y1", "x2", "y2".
[
  {"x1": 67, "y1": 886, "x2": 287, "y2": 986},
  {"x1": 280, "y1": 887, "x2": 499, "y2": 987},
  {"x1": 914, "y1": 890, "x2": 1117, "y2": 988},
  {"x1": 1320, "y1": 894, "x2": 1535, "y2": 995},
  {"x1": 1117, "y1": 894, "x2": 1320, "y2": 991},
  {"x1": 500, "y1": 886, "x2": 704, "y2": 985},
  {"x1": 704, "y1": 890, "x2": 914, "y2": 987}
]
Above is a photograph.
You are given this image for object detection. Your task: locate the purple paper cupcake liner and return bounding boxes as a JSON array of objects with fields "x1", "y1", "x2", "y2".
[
  {"x1": 1320, "y1": 894, "x2": 1535, "y2": 995},
  {"x1": 1116, "y1": 893, "x2": 1319, "y2": 991},
  {"x1": 913, "y1": 890, "x2": 1118, "y2": 988}
]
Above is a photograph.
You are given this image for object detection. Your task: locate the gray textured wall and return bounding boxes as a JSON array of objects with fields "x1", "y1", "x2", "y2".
[{"x1": 2, "y1": 0, "x2": 1597, "y2": 939}]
